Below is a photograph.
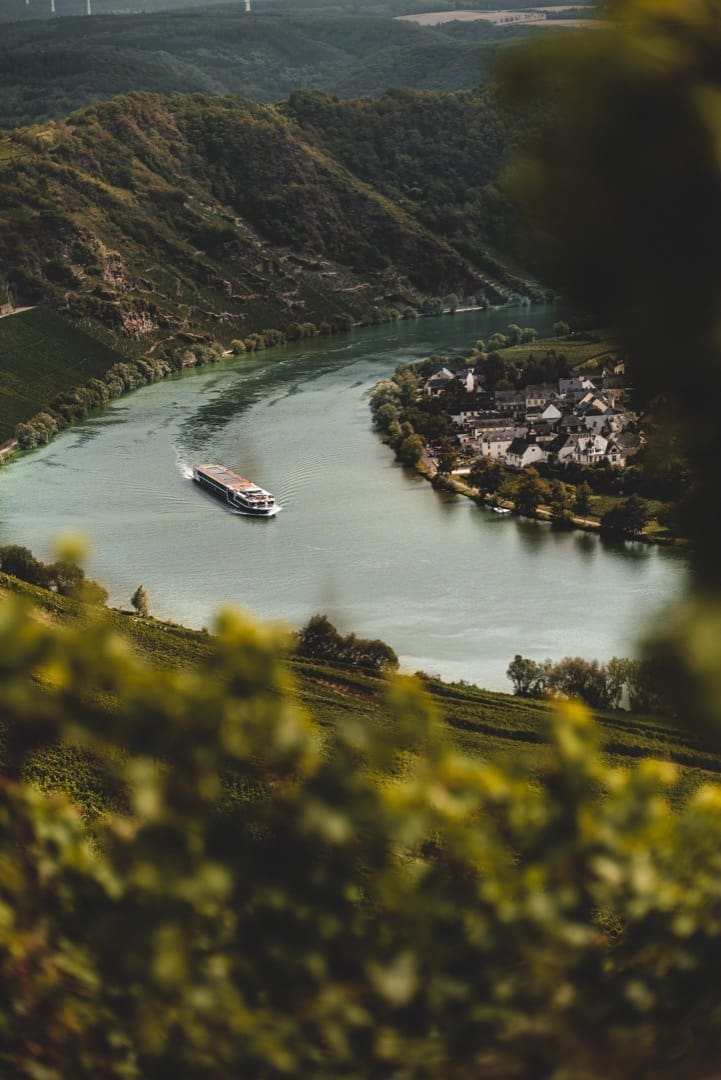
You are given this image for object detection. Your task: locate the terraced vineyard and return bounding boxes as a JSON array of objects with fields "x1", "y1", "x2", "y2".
[
  {"x1": 0, "y1": 309, "x2": 125, "y2": 440},
  {"x1": 4, "y1": 571, "x2": 716, "y2": 810}
]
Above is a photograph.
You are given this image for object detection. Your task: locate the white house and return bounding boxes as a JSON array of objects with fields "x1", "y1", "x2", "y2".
[
  {"x1": 540, "y1": 401, "x2": 563, "y2": 423},
  {"x1": 451, "y1": 409, "x2": 485, "y2": 428},
  {"x1": 478, "y1": 428, "x2": 520, "y2": 460},
  {"x1": 506, "y1": 436, "x2": 548, "y2": 469},
  {"x1": 574, "y1": 434, "x2": 609, "y2": 465}
]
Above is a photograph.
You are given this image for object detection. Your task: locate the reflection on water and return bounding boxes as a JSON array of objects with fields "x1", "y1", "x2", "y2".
[{"x1": 0, "y1": 305, "x2": 688, "y2": 690}]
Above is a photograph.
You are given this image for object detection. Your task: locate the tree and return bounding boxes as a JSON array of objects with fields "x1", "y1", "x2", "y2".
[
  {"x1": 605, "y1": 656, "x2": 633, "y2": 710},
  {"x1": 507, "y1": 323, "x2": 523, "y2": 345},
  {"x1": 436, "y1": 447, "x2": 457, "y2": 476},
  {"x1": 0, "y1": 545, "x2": 48, "y2": 587},
  {"x1": 553, "y1": 320, "x2": 571, "y2": 337},
  {"x1": 488, "y1": 332, "x2": 508, "y2": 351},
  {"x1": 521, "y1": 327, "x2": 538, "y2": 344},
  {"x1": 546, "y1": 657, "x2": 610, "y2": 709},
  {"x1": 397, "y1": 433, "x2": 425, "y2": 466},
  {"x1": 468, "y1": 457, "x2": 503, "y2": 494},
  {"x1": 573, "y1": 481, "x2": 593, "y2": 517},
  {"x1": 372, "y1": 402, "x2": 399, "y2": 433},
  {"x1": 549, "y1": 479, "x2": 573, "y2": 527},
  {"x1": 47, "y1": 560, "x2": 86, "y2": 597},
  {"x1": 370, "y1": 379, "x2": 400, "y2": 411},
  {"x1": 514, "y1": 468, "x2": 550, "y2": 517},
  {"x1": 506, "y1": 653, "x2": 549, "y2": 697},
  {"x1": 80, "y1": 579, "x2": 109, "y2": 607},
  {"x1": 131, "y1": 585, "x2": 150, "y2": 617},
  {"x1": 392, "y1": 368, "x2": 419, "y2": 408},
  {"x1": 600, "y1": 495, "x2": 650, "y2": 537},
  {"x1": 297, "y1": 614, "x2": 398, "y2": 673}
]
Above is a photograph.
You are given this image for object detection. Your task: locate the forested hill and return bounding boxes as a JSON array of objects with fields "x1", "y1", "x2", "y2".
[
  {"x1": 0, "y1": 7, "x2": 530, "y2": 130},
  {"x1": 0, "y1": 92, "x2": 529, "y2": 351},
  {"x1": 285, "y1": 87, "x2": 523, "y2": 275}
]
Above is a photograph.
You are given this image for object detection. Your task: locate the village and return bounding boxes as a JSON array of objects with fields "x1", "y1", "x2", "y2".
[{"x1": 423, "y1": 357, "x2": 642, "y2": 471}]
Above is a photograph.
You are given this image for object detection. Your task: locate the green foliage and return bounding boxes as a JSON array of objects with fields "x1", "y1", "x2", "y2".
[
  {"x1": 0, "y1": 8, "x2": 514, "y2": 129},
  {"x1": 0, "y1": 92, "x2": 513, "y2": 379},
  {"x1": 131, "y1": 584, "x2": 150, "y2": 618},
  {"x1": 397, "y1": 432, "x2": 425, "y2": 466},
  {"x1": 297, "y1": 613, "x2": 399, "y2": 674},
  {"x1": 507, "y1": 653, "x2": 549, "y2": 697},
  {"x1": 514, "y1": 466, "x2": 550, "y2": 517},
  {"x1": 0, "y1": 544, "x2": 107, "y2": 604},
  {"x1": 573, "y1": 480, "x2": 593, "y2": 517},
  {"x1": 508, "y1": 653, "x2": 671, "y2": 714},
  {"x1": 0, "y1": 308, "x2": 126, "y2": 441},
  {"x1": 600, "y1": 494, "x2": 650, "y2": 538},
  {"x1": 468, "y1": 456, "x2": 503, "y2": 494},
  {"x1": 1, "y1": 591, "x2": 721, "y2": 1076}
]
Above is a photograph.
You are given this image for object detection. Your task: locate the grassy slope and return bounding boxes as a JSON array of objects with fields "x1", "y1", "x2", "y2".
[
  {"x1": 0, "y1": 309, "x2": 126, "y2": 440},
  {"x1": 497, "y1": 332, "x2": 620, "y2": 370},
  {"x1": 4, "y1": 572, "x2": 717, "y2": 808}
]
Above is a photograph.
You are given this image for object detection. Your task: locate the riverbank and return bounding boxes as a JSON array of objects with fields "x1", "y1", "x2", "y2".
[
  {"x1": 371, "y1": 332, "x2": 687, "y2": 549},
  {"x1": 0, "y1": 299, "x2": 541, "y2": 463},
  {"x1": 0, "y1": 303, "x2": 684, "y2": 691},
  {"x1": 423, "y1": 458, "x2": 686, "y2": 549}
]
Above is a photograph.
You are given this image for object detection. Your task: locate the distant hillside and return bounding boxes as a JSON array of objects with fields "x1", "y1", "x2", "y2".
[
  {"x1": 0, "y1": 92, "x2": 531, "y2": 356},
  {"x1": 0, "y1": 6, "x2": 537, "y2": 129},
  {"x1": 0, "y1": 0, "x2": 592, "y2": 24}
]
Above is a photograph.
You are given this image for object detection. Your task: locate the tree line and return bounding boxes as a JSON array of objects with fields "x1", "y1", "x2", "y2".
[
  {"x1": 0, "y1": 543, "x2": 108, "y2": 605},
  {"x1": 507, "y1": 653, "x2": 669, "y2": 714},
  {"x1": 296, "y1": 613, "x2": 399, "y2": 674},
  {"x1": 14, "y1": 316, "x2": 363, "y2": 451}
]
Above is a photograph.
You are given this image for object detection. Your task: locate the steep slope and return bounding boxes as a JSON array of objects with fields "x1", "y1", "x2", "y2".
[
  {"x1": 285, "y1": 87, "x2": 532, "y2": 279},
  {"x1": 1, "y1": 92, "x2": 505, "y2": 351}
]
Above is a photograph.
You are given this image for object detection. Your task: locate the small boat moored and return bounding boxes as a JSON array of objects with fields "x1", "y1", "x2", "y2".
[{"x1": 193, "y1": 463, "x2": 277, "y2": 516}]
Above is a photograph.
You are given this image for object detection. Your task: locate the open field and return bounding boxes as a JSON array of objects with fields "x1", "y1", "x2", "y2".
[
  {"x1": 497, "y1": 332, "x2": 620, "y2": 370},
  {"x1": 0, "y1": 308, "x2": 126, "y2": 441},
  {"x1": 397, "y1": 7, "x2": 602, "y2": 28}
]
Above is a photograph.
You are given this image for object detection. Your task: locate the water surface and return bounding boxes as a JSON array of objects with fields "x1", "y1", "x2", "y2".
[{"x1": 0, "y1": 305, "x2": 687, "y2": 689}]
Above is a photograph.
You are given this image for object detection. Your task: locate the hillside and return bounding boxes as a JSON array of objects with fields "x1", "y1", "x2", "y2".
[
  {"x1": 5, "y1": 570, "x2": 718, "y2": 811},
  {"x1": 0, "y1": 2, "x2": 590, "y2": 130},
  {"x1": 0, "y1": 308, "x2": 128, "y2": 441},
  {"x1": 0, "y1": 90, "x2": 529, "y2": 337},
  {"x1": 285, "y1": 86, "x2": 529, "y2": 271}
]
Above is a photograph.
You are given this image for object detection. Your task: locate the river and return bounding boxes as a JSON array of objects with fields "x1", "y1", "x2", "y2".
[{"x1": 0, "y1": 305, "x2": 687, "y2": 690}]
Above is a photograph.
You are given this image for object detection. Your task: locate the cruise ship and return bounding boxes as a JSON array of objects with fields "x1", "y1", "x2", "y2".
[{"x1": 193, "y1": 464, "x2": 277, "y2": 516}]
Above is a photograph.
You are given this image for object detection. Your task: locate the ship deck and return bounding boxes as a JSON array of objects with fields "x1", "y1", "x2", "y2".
[{"x1": 197, "y1": 464, "x2": 260, "y2": 492}]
